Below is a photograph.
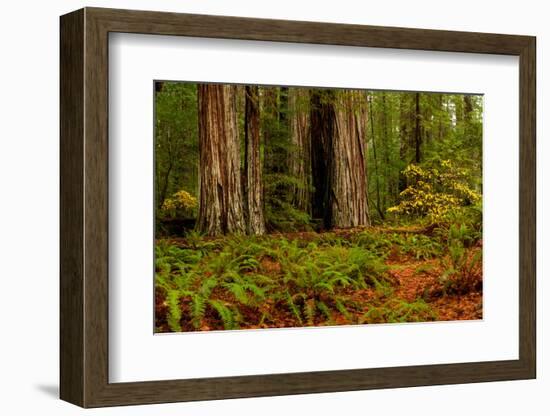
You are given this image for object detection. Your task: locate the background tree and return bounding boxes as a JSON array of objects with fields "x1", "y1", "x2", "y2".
[
  {"x1": 262, "y1": 87, "x2": 312, "y2": 231},
  {"x1": 414, "y1": 92, "x2": 422, "y2": 164},
  {"x1": 154, "y1": 82, "x2": 198, "y2": 212}
]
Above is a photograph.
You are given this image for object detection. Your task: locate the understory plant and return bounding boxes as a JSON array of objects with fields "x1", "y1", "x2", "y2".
[
  {"x1": 155, "y1": 230, "x2": 440, "y2": 332},
  {"x1": 387, "y1": 160, "x2": 481, "y2": 223},
  {"x1": 438, "y1": 224, "x2": 482, "y2": 295}
]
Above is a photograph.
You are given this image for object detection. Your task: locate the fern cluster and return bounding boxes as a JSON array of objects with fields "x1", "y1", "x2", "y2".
[
  {"x1": 361, "y1": 299, "x2": 438, "y2": 324},
  {"x1": 154, "y1": 226, "x2": 450, "y2": 332},
  {"x1": 438, "y1": 224, "x2": 482, "y2": 295}
]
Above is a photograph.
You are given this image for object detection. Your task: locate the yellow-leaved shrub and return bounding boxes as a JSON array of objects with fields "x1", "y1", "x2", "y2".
[
  {"x1": 387, "y1": 160, "x2": 480, "y2": 222},
  {"x1": 161, "y1": 189, "x2": 198, "y2": 217}
]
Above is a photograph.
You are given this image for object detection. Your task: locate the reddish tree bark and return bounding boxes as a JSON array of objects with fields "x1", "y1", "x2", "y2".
[
  {"x1": 244, "y1": 86, "x2": 266, "y2": 235},
  {"x1": 310, "y1": 89, "x2": 370, "y2": 228},
  {"x1": 289, "y1": 88, "x2": 311, "y2": 213},
  {"x1": 329, "y1": 91, "x2": 370, "y2": 228},
  {"x1": 196, "y1": 84, "x2": 245, "y2": 236}
]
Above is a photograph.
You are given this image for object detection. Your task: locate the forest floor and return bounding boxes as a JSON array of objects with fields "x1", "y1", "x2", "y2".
[{"x1": 154, "y1": 225, "x2": 482, "y2": 332}]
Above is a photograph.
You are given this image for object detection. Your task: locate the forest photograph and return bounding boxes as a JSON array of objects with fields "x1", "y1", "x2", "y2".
[{"x1": 154, "y1": 81, "x2": 483, "y2": 333}]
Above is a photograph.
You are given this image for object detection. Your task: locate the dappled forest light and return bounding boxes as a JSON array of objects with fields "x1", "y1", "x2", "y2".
[{"x1": 154, "y1": 82, "x2": 483, "y2": 333}]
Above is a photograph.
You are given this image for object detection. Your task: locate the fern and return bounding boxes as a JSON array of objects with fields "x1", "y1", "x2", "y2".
[
  {"x1": 191, "y1": 295, "x2": 206, "y2": 329},
  {"x1": 361, "y1": 299, "x2": 437, "y2": 324},
  {"x1": 166, "y1": 290, "x2": 182, "y2": 332},
  {"x1": 242, "y1": 282, "x2": 265, "y2": 300},
  {"x1": 155, "y1": 224, "x2": 453, "y2": 332},
  {"x1": 224, "y1": 282, "x2": 250, "y2": 305},
  {"x1": 304, "y1": 299, "x2": 317, "y2": 325},
  {"x1": 199, "y1": 276, "x2": 218, "y2": 297},
  {"x1": 316, "y1": 301, "x2": 332, "y2": 322},
  {"x1": 285, "y1": 291, "x2": 303, "y2": 324},
  {"x1": 209, "y1": 300, "x2": 237, "y2": 330},
  {"x1": 335, "y1": 297, "x2": 352, "y2": 321}
]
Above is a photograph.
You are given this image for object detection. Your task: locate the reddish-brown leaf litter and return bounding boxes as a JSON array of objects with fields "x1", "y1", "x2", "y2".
[{"x1": 386, "y1": 256, "x2": 482, "y2": 321}]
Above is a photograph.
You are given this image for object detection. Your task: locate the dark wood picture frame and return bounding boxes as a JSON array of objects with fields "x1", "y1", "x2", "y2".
[{"x1": 60, "y1": 7, "x2": 536, "y2": 408}]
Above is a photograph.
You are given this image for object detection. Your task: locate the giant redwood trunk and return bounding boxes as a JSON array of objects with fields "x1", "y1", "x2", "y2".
[
  {"x1": 289, "y1": 88, "x2": 311, "y2": 213},
  {"x1": 244, "y1": 86, "x2": 266, "y2": 235},
  {"x1": 328, "y1": 91, "x2": 370, "y2": 228},
  {"x1": 196, "y1": 84, "x2": 246, "y2": 236},
  {"x1": 310, "y1": 89, "x2": 370, "y2": 228}
]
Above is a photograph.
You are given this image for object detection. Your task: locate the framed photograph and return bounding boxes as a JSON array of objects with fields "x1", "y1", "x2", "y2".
[{"x1": 60, "y1": 7, "x2": 536, "y2": 408}]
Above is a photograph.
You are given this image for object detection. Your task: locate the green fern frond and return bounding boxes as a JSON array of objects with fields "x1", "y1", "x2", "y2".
[
  {"x1": 166, "y1": 290, "x2": 182, "y2": 332},
  {"x1": 224, "y1": 282, "x2": 250, "y2": 305},
  {"x1": 199, "y1": 276, "x2": 218, "y2": 297},
  {"x1": 314, "y1": 281, "x2": 335, "y2": 294},
  {"x1": 316, "y1": 301, "x2": 332, "y2": 322},
  {"x1": 242, "y1": 282, "x2": 265, "y2": 300},
  {"x1": 285, "y1": 291, "x2": 303, "y2": 324},
  {"x1": 304, "y1": 299, "x2": 317, "y2": 325},
  {"x1": 209, "y1": 300, "x2": 237, "y2": 330},
  {"x1": 335, "y1": 298, "x2": 352, "y2": 321},
  {"x1": 191, "y1": 295, "x2": 206, "y2": 329}
]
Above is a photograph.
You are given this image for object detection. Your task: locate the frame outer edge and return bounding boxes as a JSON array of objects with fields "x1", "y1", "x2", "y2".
[
  {"x1": 519, "y1": 37, "x2": 536, "y2": 378},
  {"x1": 88, "y1": 6, "x2": 534, "y2": 55},
  {"x1": 60, "y1": 8, "x2": 86, "y2": 407},
  {"x1": 83, "y1": 6, "x2": 111, "y2": 408},
  {"x1": 60, "y1": 7, "x2": 537, "y2": 407}
]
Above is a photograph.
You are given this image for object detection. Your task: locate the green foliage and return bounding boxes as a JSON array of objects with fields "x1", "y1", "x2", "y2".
[
  {"x1": 361, "y1": 299, "x2": 438, "y2": 324},
  {"x1": 387, "y1": 160, "x2": 481, "y2": 222},
  {"x1": 154, "y1": 211, "x2": 481, "y2": 332},
  {"x1": 365, "y1": 92, "x2": 482, "y2": 221},
  {"x1": 436, "y1": 202, "x2": 482, "y2": 241},
  {"x1": 264, "y1": 174, "x2": 313, "y2": 232},
  {"x1": 191, "y1": 294, "x2": 207, "y2": 329},
  {"x1": 438, "y1": 224, "x2": 482, "y2": 295},
  {"x1": 166, "y1": 290, "x2": 182, "y2": 332},
  {"x1": 154, "y1": 232, "x2": 399, "y2": 331},
  {"x1": 161, "y1": 189, "x2": 198, "y2": 218},
  {"x1": 285, "y1": 291, "x2": 303, "y2": 324},
  {"x1": 208, "y1": 300, "x2": 238, "y2": 330},
  {"x1": 399, "y1": 234, "x2": 443, "y2": 260},
  {"x1": 155, "y1": 82, "x2": 199, "y2": 217},
  {"x1": 353, "y1": 230, "x2": 442, "y2": 260},
  {"x1": 353, "y1": 231, "x2": 394, "y2": 258}
]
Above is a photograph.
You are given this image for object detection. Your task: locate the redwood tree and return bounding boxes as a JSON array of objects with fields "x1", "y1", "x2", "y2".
[
  {"x1": 310, "y1": 89, "x2": 370, "y2": 228},
  {"x1": 329, "y1": 91, "x2": 370, "y2": 228},
  {"x1": 289, "y1": 88, "x2": 311, "y2": 213},
  {"x1": 196, "y1": 84, "x2": 246, "y2": 236},
  {"x1": 244, "y1": 86, "x2": 266, "y2": 235}
]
